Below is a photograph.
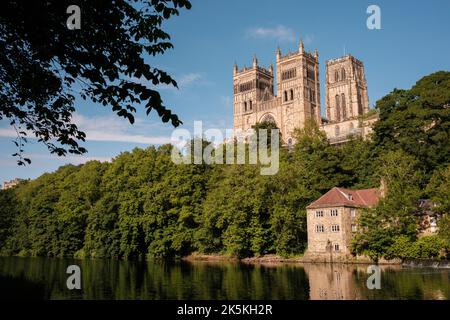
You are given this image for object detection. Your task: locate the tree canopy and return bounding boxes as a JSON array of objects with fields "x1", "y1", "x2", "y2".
[
  {"x1": 0, "y1": 0, "x2": 191, "y2": 164},
  {"x1": 0, "y1": 71, "x2": 449, "y2": 260}
]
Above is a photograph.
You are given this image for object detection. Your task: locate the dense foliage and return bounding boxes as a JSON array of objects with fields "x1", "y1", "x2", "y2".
[
  {"x1": 0, "y1": 72, "x2": 449, "y2": 260},
  {"x1": 0, "y1": 0, "x2": 191, "y2": 164}
]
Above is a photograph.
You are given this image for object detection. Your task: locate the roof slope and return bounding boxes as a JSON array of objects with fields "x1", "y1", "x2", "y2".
[{"x1": 307, "y1": 187, "x2": 380, "y2": 209}]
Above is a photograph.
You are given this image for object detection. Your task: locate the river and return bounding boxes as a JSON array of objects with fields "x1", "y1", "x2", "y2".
[{"x1": 0, "y1": 257, "x2": 448, "y2": 300}]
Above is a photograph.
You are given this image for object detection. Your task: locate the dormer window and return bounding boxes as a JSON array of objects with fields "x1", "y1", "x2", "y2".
[{"x1": 348, "y1": 194, "x2": 353, "y2": 200}]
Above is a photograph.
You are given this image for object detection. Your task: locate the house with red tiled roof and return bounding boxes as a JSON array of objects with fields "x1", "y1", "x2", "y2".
[{"x1": 305, "y1": 187, "x2": 381, "y2": 260}]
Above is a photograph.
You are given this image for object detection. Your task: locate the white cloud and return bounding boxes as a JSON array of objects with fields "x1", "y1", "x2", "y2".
[
  {"x1": 29, "y1": 153, "x2": 112, "y2": 165},
  {"x1": 71, "y1": 114, "x2": 172, "y2": 145},
  {"x1": 177, "y1": 73, "x2": 203, "y2": 88},
  {"x1": 0, "y1": 127, "x2": 16, "y2": 138},
  {"x1": 0, "y1": 114, "x2": 173, "y2": 145},
  {"x1": 246, "y1": 25, "x2": 296, "y2": 42},
  {"x1": 134, "y1": 72, "x2": 205, "y2": 92}
]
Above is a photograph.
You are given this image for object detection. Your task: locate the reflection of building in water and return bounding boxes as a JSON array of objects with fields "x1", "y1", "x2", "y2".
[
  {"x1": 303, "y1": 264, "x2": 403, "y2": 300},
  {"x1": 303, "y1": 264, "x2": 360, "y2": 300}
]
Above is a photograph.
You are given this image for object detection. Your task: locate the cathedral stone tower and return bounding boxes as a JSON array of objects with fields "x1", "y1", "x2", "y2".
[
  {"x1": 233, "y1": 55, "x2": 274, "y2": 135},
  {"x1": 325, "y1": 55, "x2": 369, "y2": 122},
  {"x1": 276, "y1": 38, "x2": 321, "y2": 142},
  {"x1": 232, "y1": 38, "x2": 321, "y2": 145}
]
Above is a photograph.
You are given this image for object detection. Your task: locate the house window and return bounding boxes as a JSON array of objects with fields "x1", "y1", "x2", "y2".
[
  {"x1": 315, "y1": 225, "x2": 325, "y2": 233},
  {"x1": 330, "y1": 209, "x2": 338, "y2": 217},
  {"x1": 350, "y1": 208, "x2": 356, "y2": 217},
  {"x1": 351, "y1": 224, "x2": 357, "y2": 232},
  {"x1": 331, "y1": 224, "x2": 340, "y2": 232},
  {"x1": 315, "y1": 210, "x2": 324, "y2": 217},
  {"x1": 334, "y1": 244, "x2": 340, "y2": 251}
]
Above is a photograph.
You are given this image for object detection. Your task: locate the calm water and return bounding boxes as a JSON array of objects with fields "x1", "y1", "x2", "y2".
[{"x1": 0, "y1": 257, "x2": 448, "y2": 300}]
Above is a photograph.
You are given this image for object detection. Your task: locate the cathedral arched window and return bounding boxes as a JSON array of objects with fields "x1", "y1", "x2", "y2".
[
  {"x1": 341, "y1": 68, "x2": 346, "y2": 80},
  {"x1": 244, "y1": 101, "x2": 247, "y2": 112},
  {"x1": 249, "y1": 100, "x2": 253, "y2": 110},
  {"x1": 341, "y1": 93, "x2": 346, "y2": 119},
  {"x1": 335, "y1": 70, "x2": 339, "y2": 82},
  {"x1": 284, "y1": 91, "x2": 288, "y2": 102},
  {"x1": 290, "y1": 89, "x2": 294, "y2": 100},
  {"x1": 335, "y1": 95, "x2": 341, "y2": 122}
]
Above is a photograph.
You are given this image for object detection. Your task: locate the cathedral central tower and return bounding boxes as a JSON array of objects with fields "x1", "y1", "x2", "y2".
[{"x1": 233, "y1": 38, "x2": 320, "y2": 145}]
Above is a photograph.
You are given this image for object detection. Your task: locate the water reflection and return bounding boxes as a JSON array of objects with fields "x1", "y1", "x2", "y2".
[{"x1": 0, "y1": 257, "x2": 448, "y2": 300}]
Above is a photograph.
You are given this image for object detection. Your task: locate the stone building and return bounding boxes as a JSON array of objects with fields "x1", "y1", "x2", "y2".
[
  {"x1": 232, "y1": 38, "x2": 376, "y2": 145},
  {"x1": 416, "y1": 199, "x2": 442, "y2": 236},
  {"x1": 305, "y1": 187, "x2": 380, "y2": 260},
  {"x1": 2, "y1": 178, "x2": 25, "y2": 190}
]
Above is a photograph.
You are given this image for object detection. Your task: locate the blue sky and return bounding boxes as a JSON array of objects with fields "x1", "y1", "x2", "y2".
[{"x1": 1, "y1": 0, "x2": 450, "y2": 183}]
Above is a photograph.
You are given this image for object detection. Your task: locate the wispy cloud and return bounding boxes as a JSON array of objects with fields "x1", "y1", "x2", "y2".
[
  {"x1": 29, "y1": 153, "x2": 112, "y2": 164},
  {"x1": 246, "y1": 25, "x2": 296, "y2": 42},
  {"x1": 177, "y1": 73, "x2": 203, "y2": 88},
  {"x1": 0, "y1": 153, "x2": 111, "y2": 167},
  {"x1": 0, "y1": 115, "x2": 173, "y2": 145},
  {"x1": 139, "y1": 72, "x2": 207, "y2": 92},
  {"x1": 72, "y1": 114, "x2": 172, "y2": 145}
]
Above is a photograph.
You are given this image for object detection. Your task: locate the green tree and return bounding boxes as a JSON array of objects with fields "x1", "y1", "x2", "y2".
[
  {"x1": 426, "y1": 165, "x2": 450, "y2": 246},
  {"x1": 353, "y1": 150, "x2": 423, "y2": 261},
  {"x1": 0, "y1": 189, "x2": 19, "y2": 249},
  {"x1": 0, "y1": 0, "x2": 191, "y2": 164},
  {"x1": 372, "y1": 71, "x2": 450, "y2": 182}
]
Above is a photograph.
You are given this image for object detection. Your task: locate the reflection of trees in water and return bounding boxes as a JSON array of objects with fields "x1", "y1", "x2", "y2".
[
  {"x1": 0, "y1": 257, "x2": 448, "y2": 300},
  {"x1": 0, "y1": 257, "x2": 309, "y2": 299},
  {"x1": 303, "y1": 263, "x2": 449, "y2": 300},
  {"x1": 354, "y1": 266, "x2": 450, "y2": 300}
]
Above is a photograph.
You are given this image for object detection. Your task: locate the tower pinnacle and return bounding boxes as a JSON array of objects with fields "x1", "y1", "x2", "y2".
[{"x1": 299, "y1": 36, "x2": 304, "y2": 53}]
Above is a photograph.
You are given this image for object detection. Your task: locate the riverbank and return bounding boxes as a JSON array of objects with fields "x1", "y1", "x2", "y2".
[
  {"x1": 183, "y1": 253, "x2": 450, "y2": 268},
  {"x1": 182, "y1": 253, "x2": 400, "y2": 264}
]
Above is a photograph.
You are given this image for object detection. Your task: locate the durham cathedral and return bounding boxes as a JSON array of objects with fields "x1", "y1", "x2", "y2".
[{"x1": 232, "y1": 37, "x2": 378, "y2": 146}]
